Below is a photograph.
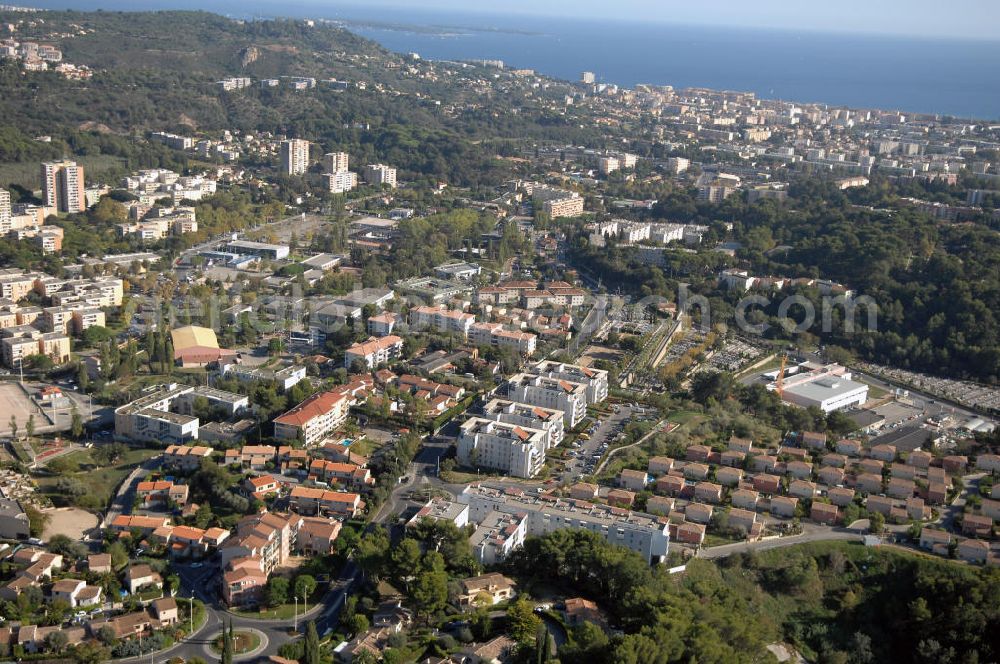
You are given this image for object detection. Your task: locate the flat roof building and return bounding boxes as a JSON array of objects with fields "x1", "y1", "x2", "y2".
[{"x1": 459, "y1": 484, "x2": 670, "y2": 564}]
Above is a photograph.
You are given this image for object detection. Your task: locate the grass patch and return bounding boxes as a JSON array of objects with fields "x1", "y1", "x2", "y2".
[
  {"x1": 230, "y1": 602, "x2": 315, "y2": 620},
  {"x1": 34, "y1": 446, "x2": 160, "y2": 510},
  {"x1": 703, "y1": 533, "x2": 744, "y2": 548},
  {"x1": 667, "y1": 410, "x2": 702, "y2": 425},
  {"x1": 210, "y1": 630, "x2": 260, "y2": 654},
  {"x1": 856, "y1": 378, "x2": 889, "y2": 399}
]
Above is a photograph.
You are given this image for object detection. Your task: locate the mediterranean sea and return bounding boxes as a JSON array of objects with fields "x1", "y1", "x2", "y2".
[{"x1": 26, "y1": 0, "x2": 1000, "y2": 119}]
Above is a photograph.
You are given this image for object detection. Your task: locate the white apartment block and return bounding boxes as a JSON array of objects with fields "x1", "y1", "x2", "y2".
[
  {"x1": 363, "y1": 164, "x2": 397, "y2": 188},
  {"x1": 221, "y1": 363, "x2": 306, "y2": 392},
  {"x1": 324, "y1": 170, "x2": 357, "y2": 194},
  {"x1": 114, "y1": 384, "x2": 248, "y2": 444},
  {"x1": 0, "y1": 190, "x2": 10, "y2": 230},
  {"x1": 666, "y1": 157, "x2": 690, "y2": 174},
  {"x1": 480, "y1": 398, "x2": 565, "y2": 449},
  {"x1": 507, "y1": 373, "x2": 587, "y2": 428},
  {"x1": 542, "y1": 196, "x2": 584, "y2": 219},
  {"x1": 324, "y1": 152, "x2": 350, "y2": 173},
  {"x1": 41, "y1": 160, "x2": 85, "y2": 213},
  {"x1": 531, "y1": 360, "x2": 609, "y2": 404},
  {"x1": 273, "y1": 390, "x2": 350, "y2": 445},
  {"x1": 459, "y1": 484, "x2": 670, "y2": 564},
  {"x1": 280, "y1": 139, "x2": 310, "y2": 176},
  {"x1": 470, "y1": 511, "x2": 527, "y2": 565},
  {"x1": 408, "y1": 306, "x2": 475, "y2": 337},
  {"x1": 458, "y1": 418, "x2": 548, "y2": 478},
  {"x1": 469, "y1": 323, "x2": 537, "y2": 355},
  {"x1": 344, "y1": 335, "x2": 404, "y2": 369}
]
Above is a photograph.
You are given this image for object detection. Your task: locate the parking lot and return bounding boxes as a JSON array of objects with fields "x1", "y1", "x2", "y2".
[
  {"x1": 558, "y1": 404, "x2": 655, "y2": 481},
  {"x1": 0, "y1": 382, "x2": 47, "y2": 434},
  {"x1": 871, "y1": 401, "x2": 924, "y2": 428}
]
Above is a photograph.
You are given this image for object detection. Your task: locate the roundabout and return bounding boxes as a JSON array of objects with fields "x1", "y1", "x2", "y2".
[{"x1": 204, "y1": 627, "x2": 269, "y2": 661}]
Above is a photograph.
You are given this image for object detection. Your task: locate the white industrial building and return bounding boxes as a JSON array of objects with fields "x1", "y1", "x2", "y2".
[{"x1": 771, "y1": 364, "x2": 869, "y2": 412}]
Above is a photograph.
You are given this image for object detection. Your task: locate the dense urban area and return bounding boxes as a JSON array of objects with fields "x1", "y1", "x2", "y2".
[{"x1": 0, "y1": 6, "x2": 996, "y2": 664}]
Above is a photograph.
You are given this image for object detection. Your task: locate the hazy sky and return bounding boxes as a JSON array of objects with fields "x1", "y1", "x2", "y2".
[{"x1": 345, "y1": 0, "x2": 1000, "y2": 41}]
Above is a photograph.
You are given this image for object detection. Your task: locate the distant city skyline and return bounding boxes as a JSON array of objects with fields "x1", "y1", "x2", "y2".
[{"x1": 334, "y1": 0, "x2": 1000, "y2": 41}]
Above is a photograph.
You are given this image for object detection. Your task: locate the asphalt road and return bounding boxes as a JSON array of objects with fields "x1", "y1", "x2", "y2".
[
  {"x1": 697, "y1": 528, "x2": 866, "y2": 560},
  {"x1": 143, "y1": 433, "x2": 440, "y2": 662}
]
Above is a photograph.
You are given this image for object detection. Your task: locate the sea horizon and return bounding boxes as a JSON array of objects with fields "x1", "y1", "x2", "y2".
[{"x1": 20, "y1": 0, "x2": 1000, "y2": 120}]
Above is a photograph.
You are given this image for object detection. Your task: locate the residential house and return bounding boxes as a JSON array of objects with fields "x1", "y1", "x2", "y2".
[
  {"x1": 752, "y1": 474, "x2": 781, "y2": 495},
  {"x1": 962, "y1": 514, "x2": 993, "y2": 538},
  {"x1": 822, "y1": 453, "x2": 848, "y2": 468},
  {"x1": 957, "y1": 538, "x2": 990, "y2": 563},
  {"x1": 907, "y1": 450, "x2": 933, "y2": 468},
  {"x1": 606, "y1": 489, "x2": 635, "y2": 509},
  {"x1": 856, "y1": 473, "x2": 883, "y2": 494},
  {"x1": 887, "y1": 478, "x2": 915, "y2": 500},
  {"x1": 568, "y1": 483, "x2": 599, "y2": 501},
  {"x1": 694, "y1": 482, "x2": 723, "y2": 504},
  {"x1": 656, "y1": 475, "x2": 685, "y2": 496},
  {"x1": 728, "y1": 508, "x2": 757, "y2": 533},
  {"x1": 87, "y1": 553, "x2": 112, "y2": 574},
  {"x1": 289, "y1": 486, "x2": 364, "y2": 518},
  {"x1": 716, "y1": 467, "x2": 743, "y2": 487},
  {"x1": 786, "y1": 461, "x2": 813, "y2": 480},
  {"x1": 943, "y1": 455, "x2": 968, "y2": 474},
  {"x1": 686, "y1": 445, "x2": 711, "y2": 462},
  {"x1": 752, "y1": 455, "x2": 778, "y2": 473},
  {"x1": 683, "y1": 463, "x2": 710, "y2": 480},
  {"x1": 731, "y1": 489, "x2": 759, "y2": 511},
  {"x1": 675, "y1": 522, "x2": 706, "y2": 545},
  {"x1": 906, "y1": 497, "x2": 929, "y2": 521},
  {"x1": 685, "y1": 502, "x2": 713, "y2": 524},
  {"x1": 124, "y1": 565, "x2": 162, "y2": 594},
  {"x1": 788, "y1": 480, "x2": 817, "y2": 499},
  {"x1": 645, "y1": 495, "x2": 674, "y2": 516},
  {"x1": 618, "y1": 469, "x2": 648, "y2": 492},
  {"x1": 800, "y1": 431, "x2": 827, "y2": 450},
  {"x1": 728, "y1": 436, "x2": 753, "y2": 453},
  {"x1": 811, "y1": 502, "x2": 839, "y2": 525},
  {"x1": 827, "y1": 487, "x2": 856, "y2": 507},
  {"x1": 770, "y1": 496, "x2": 798, "y2": 518},
  {"x1": 870, "y1": 444, "x2": 896, "y2": 462},
  {"x1": 818, "y1": 467, "x2": 846, "y2": 487},
  {"x1": 244, "y1": 475, "x2": 281, "y2": 498},
  {"x1": 647, "y1": 456, "x2": 674, "y2": 476},
  {"x1": 720, "y1": 450, "x2": 745, "y2": 468},
  {"x1": 836, "y1": 439, "x2": 862, "y2": 457},
  {"x1": 866, "y1": 495, "x2": 895, "y2": 517},
  {"x1": 457, "y1": 573, "x2": 517, "y2": 607},
  {"x1": 918, "y1": 528, "x2": 952, "y2": 551}
]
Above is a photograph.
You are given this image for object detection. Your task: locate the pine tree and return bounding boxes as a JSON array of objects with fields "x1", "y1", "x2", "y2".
[
  {"x1": 220, "y1": 620, "x2": 233, "y2": 664},
  {"x1": 305, "y1": 620, "x2": 320, "y2": 664}
]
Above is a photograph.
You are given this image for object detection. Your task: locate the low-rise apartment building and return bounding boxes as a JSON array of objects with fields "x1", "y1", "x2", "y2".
[
  {"x1": 507, "y1": 373, "x2": 587, "y2": 428},
  {"x1": 459, "y1": 484, "x2": 670, "y2": 564},
  {"x1": 457, "y1": 418, "x2": 548, "y2": 478},
  {"x1": 273, "y1": 390, "x2": 350, "y2": 445}
]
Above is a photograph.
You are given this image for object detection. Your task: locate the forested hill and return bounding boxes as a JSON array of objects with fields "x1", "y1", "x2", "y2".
[
  {"x1": 0, "y1": 9, "x2": 590, "y2": 138},
  {"x1": 8, "y1": 10, "x2": 383, "y2": 78}
]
